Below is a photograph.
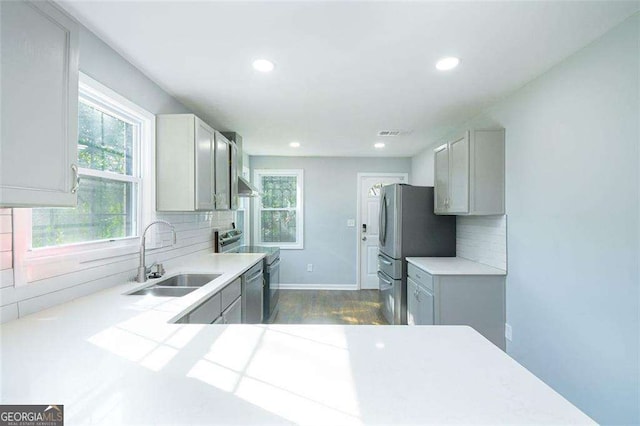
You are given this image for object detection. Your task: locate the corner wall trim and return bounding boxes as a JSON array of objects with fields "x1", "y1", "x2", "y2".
[{"x1": 279, "y1": 283, "x2": 358, "y2": 291}]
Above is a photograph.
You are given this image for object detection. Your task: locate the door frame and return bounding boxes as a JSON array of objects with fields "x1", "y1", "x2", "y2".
[{"x1": 355, "y1": 172, "x2": 409, "y2": 290}]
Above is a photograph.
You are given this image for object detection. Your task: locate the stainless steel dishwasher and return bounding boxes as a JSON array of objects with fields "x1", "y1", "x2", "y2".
[{"x1": 241, "y1": 261, "x2": 264, "y2": 324}]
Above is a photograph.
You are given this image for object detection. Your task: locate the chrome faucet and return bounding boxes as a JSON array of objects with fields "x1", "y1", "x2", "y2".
[{"x1": 137, "y1": 220, "x2": 177, "y2": 283}]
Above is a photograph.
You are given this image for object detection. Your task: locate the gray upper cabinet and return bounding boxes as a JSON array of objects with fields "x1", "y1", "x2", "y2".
[
  {"x1": 214, "y1": 132, "x2": 230, "y2": 210},
  {"x1": 434, "y1": 144, "x2": 450, "y2": 214},
  {"x1": 157, "y1": 114, "x2": 216, "y2": 211},
  {"x1": 0, "y1": 1, "x2": 79, "y2": 207},
  {"x1": 229, "y1": 141, "x2": 239, "y2": 210},
  {"x1": 434, "y1": 129, "x2": 505, "y2": 215}
]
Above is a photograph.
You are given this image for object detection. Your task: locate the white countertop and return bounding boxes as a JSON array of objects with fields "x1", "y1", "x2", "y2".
[
  {"x1": 407, "y1": 256, "x2": 507, "y2": 276},
  {"x1": 0, "y1": 253, "x2": 591, "y2": 425}
]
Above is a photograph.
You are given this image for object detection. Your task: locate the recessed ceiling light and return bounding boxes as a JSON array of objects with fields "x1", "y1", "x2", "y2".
[
  {"x1": 289, "y1": 141, "x2": 300, "y2": 148},
  {"x1": 435, "y1": 57, "x2": 460, "y2": 71},
  {"x1": 374, "y1": 142, "x2": 385, "y2": 149},
  {"x1": 253, "y1": 59, "x2": 275, "y2": 72}
]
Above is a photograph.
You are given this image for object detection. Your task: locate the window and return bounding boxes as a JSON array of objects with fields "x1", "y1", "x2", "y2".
[
  {"x1": 253, "y1": 169, "x2": 304, "y2": 249},
  {"x1": 13, "y1": 73, "x2": 155, "y2": 284},
  {"x1": 31, "y1": 100, "x2": 141, "y2": 248}
]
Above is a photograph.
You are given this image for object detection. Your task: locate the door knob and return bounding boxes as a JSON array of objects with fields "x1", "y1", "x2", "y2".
[{"x1": 362, "y1": 236, "x2": 367, "y2": 241}]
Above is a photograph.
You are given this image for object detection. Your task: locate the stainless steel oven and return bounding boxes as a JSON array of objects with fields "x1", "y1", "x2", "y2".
[{"x1": 216, "y1": 228, "x2": 280, "y2": 323}]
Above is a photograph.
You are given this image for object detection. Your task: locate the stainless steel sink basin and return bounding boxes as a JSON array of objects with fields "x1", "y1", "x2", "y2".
[
  {"x1": 127, "y1": 273, "x2": 221, "y2": 297},
  {"x1": 129, "y1": 287, "x2": 198, "y2": 297},
  {"x1": 153, "y1": 273, "x2": 220, "y2": 287}
]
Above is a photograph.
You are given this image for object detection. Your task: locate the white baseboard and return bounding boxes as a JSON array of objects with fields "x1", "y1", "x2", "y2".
[{"x1": 279, "y1": 283, "x2": 358, "y2": 291}]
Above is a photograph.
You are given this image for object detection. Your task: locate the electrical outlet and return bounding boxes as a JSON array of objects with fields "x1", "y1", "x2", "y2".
[
  {"x1": 347, "y1": 219, "x2": 355, "y2": 227},
  {"x1": 505, "y1": 324, "x2": 512, "y2": 342},
  {"x1": 307, "y1": 264, "x2": 313, "y2": 272}
]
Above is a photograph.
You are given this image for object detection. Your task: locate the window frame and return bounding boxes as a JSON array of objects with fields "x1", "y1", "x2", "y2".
[
  {"x1": 253, "y1": 169, "x2": 304, "y2": 250},
  {"x1": 13, "y1": 73, "x2": 156, "y2": 286}
]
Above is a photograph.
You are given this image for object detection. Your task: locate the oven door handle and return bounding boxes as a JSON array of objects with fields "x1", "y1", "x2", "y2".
[
  {"x1": 220, "y1": 234, "x2": 242, "y2": 247},
  {"x1": 268, "y1": 258, "x2": 281, "y2": 271}
]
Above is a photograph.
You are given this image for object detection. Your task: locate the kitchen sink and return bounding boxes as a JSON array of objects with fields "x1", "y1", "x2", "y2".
[
  {"x1": 152, "y1": 273, "x2": 221, "y2": 287},
  {"x1": 127, "y1": 273, "x2": 221, "y2": 297},
  {"x1": 129, "y1": 287, "x2": 198, "y2": 297}
]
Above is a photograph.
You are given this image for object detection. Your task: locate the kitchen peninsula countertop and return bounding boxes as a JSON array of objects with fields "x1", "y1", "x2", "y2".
[
  {"x1": 407, "y1": 256, "x2": 507, "y2": 276},
  {"x1": 0, "y1": 253, "x2": 592, "y2": 425}
]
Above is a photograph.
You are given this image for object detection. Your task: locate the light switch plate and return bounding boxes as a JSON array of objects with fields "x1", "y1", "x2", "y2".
[
  {"x1": 347, "y1": 219, "x2": 355, "y2": 227},
  {"x1": 505, "y1": 324, "x2": 512, "y2": 342}
]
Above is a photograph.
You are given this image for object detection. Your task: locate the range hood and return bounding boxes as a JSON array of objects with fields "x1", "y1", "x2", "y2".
[
  {"x1": 222, "y1": 131, "x2": 260, "y2": 197},
  {"x1": 238, "y1": 175, "x2": 259, "y2": 197}
]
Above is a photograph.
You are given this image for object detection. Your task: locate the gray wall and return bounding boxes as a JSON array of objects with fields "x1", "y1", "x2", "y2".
[
  {"x1": 410, "y1": 148, "x2": 435, "y2": 186},
  {"x1": 78, "y1": 25, "x2": 190, "y2": 115},
  {"x1": 411, "y1": 14, "x2": 639, "y2": 424},
  {"x1": 250, "y1": 156, "x2": 411, "y2": 285}
]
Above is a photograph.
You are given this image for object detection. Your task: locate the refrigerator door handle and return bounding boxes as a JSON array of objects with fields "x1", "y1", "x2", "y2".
[
  {"x1": 377, "y1": 271, "x2": 393, "y2": 286},
  {"x1": 380, "y1": 193, "x2": 387, "y2": 245},
  {"x1": 377, "y1": 255, "x2": 392, "y2": 265}
]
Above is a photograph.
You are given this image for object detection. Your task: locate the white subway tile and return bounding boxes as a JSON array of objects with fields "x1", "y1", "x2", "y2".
[
  {"x1": 0, "y1": 269, "x2": 14, "y2": 288},
  {"x1": 457, "y1": 215, "x2": 507, "y2": 270},
  {"x1": 0, "y1": 233, "x2": 12, "y2": 251},
  {"x1": 0, "y1": 252, "x2": 12, "y2": 270},
  {"x1": 0, "y1": 303, "x2": 18, "y2": 323},
  {"x1": 0, "y1": 215, "x2": 12, "y2": 233}
]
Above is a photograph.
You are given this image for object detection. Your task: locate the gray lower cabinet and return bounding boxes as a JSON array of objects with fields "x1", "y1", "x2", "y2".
[
  {"x1": 407, "y1": 277, "x2": 434, "y2": 326},
  {"x1": 184, "y1": 293, "x2": 221, "y2": 324},
  {"x1": 222, "y1": 297, "x2": 242, "y2": 324},
  {"x1": 407, "y1": 263, "x2": 506, "y2": 350},
  {"x1": 177, "y1": 277, "x2": 243, "y2": 324}
]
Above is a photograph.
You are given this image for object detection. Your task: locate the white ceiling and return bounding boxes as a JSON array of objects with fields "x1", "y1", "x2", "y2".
[{"x1": 59, "y1": 1, "x2": 638, "y2": 157}]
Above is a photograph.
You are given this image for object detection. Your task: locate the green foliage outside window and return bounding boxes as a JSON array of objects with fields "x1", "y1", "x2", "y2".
[{"x1": 260, "y1": 176, "x2": 297, "y2": 243}]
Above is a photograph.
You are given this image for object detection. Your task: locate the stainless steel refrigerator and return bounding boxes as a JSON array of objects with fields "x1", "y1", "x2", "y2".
[{"x1": 377, "y1": 184, "x2": 456, "y2": 324}]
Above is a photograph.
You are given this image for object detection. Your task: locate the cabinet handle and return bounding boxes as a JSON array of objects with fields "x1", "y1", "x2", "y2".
[{"x1": 70, "y1": 164, "x2": 80, "y2": 193}]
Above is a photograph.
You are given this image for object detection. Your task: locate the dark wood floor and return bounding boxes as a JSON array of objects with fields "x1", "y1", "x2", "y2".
[{"x1": 271, "y1": 290, "x2": 388, "y2": 325}]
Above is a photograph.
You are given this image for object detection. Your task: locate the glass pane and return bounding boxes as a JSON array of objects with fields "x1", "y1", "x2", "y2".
[
  {"x1": 261, "y1": 210, "x2": 296, "y2": 243},
  {"x1": 32, "y1": 176, "x2": 136, "y2": 248},
  {"x1": 368, "y1": 183, "x2": 384, "y2": 197},
  {"x1": 78, "y1": 102, "x2": 134, "y2": 175},
  {"x1": 261, "y1": 176, "x2": 297, "y2": 208}
]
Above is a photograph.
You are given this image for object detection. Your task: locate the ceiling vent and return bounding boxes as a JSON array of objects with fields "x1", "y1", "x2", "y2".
[{"x1": 377, "y1": 130, "x2": 411, "y2": 137}]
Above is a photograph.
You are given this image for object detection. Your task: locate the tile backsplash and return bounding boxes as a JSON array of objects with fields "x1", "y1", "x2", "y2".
[
  {"x1": 456, "y1": 215, "x2": 507, "y2": 271},
  {"x1": 0, "y1": 209, "x2": 233, "y2": 323}
]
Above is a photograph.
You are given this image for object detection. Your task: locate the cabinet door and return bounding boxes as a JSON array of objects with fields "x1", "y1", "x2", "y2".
[
  {"x1": 188, "y1": 293, "x2": 222, "y2": 324},
  {"x1": 194, "y1": 118, "x2": 215, "y2": 211},
  {"x1": 229, "y1": 142, "x2": 238, "y2": 210},
  {"x1": 416, "y1": 286, "x2": 435, "y2": 325},
  {"x1": 407, "y1": 277, "x2": 419, "y2": 326},
  {"x1": 214, "y1": 132, "x2": 230, "y2": 210},
  {"x1": 448, "y1": 132, "x2": 469, "y2": 213},
  {"x1": 1, "y1": 1, "x2": 79, "y2": 207},
  {"x1": 222, "y1": 296, "x2": 242, "y2": 324},
  {"x1": 433, "y1": 144, "x2": 449, "y2": 214}
]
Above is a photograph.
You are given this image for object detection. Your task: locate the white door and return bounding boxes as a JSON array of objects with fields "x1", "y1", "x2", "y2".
[{"x1": 358, "y1": 173, "x2": 407, "y2": 289}]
